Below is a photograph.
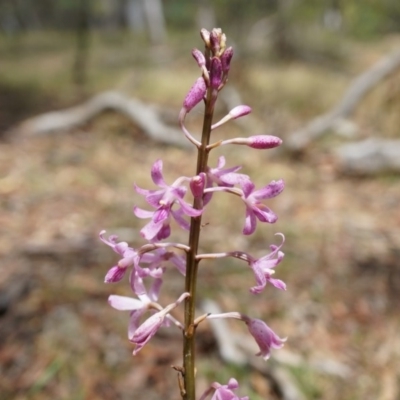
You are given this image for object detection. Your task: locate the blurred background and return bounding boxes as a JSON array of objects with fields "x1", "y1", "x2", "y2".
[{"x1": 1, "y1": 1, "x2": 400, "y2": 399}]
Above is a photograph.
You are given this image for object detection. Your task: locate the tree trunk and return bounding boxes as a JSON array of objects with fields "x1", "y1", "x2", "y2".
[
  {"x1": 142, "y1": 0, "x2": 166, "y2": 45},
  {"x1": 73, "y1": 0, "x2": 91, "y2": 93}
]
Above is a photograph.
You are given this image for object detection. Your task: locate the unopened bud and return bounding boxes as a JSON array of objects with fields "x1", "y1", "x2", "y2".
[
  {"x1": 229, "y1": 105, "x2": 251, "y2": 119},
  {"x1": 219, "y1": 135, "x2": 282, "y2": 149},
  {"x1": 241, "y1": 135, "x2": 283, "y2": 149},
  {"x1": 221, "y1": 46, "x2": 234, "y2": 73},
  {"x1": 192, "y1": 48, "x2": 206, "y2": 68},
  {"x1": 183, "y1": 77, "x2": 207, "y2": 112},
  {"x1": 200, "y1": 28, "x2": 211, "y2": 47},
  {"x1": 190, "y1": 173, "x2": 206, "y2": 198},
  {"x1": 211, "y1": 105, "x2": 251, "y2": 131},
  {"x1": 210, "y1": 57, "x2": 222, "y2": 89},
  {"x1": 210, "y1": 28, "x2": 222, "y2": 54},
  {"x1": 219, "y1": 33, "x2": 227, "y2": 54}
]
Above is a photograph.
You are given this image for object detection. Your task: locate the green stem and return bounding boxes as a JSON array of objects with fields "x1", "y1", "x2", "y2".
[{"x1": 182, "y1": 89, "x2": 215, "y2": 400}]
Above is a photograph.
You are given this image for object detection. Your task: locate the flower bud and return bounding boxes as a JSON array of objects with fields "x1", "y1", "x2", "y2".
[
  {"x1": 183, "y1": 77, "x2": 206, "y2": 112},
  {"x1": 229, "y1": 105, "x2": 251, "y2": 119},
  {"x1": 210, "y1": 57, "x2": 222, "y2": 89},
  {"x1": 192, "y1": 48, "x2": 206, "y2": 68},
  {"x1": 210, "y1": 28, "x2": 222, "y2": 54},
  {"x1": 190, "y1": 173, "x2": 206, "y2": 198},
  {"x1": 221, "y1": 46, "x2": 234, "y2": 73},
  {"x1": 219, "y1": 33, "x2": 227, "y2": 54},
  {"x1": 219, "y1": 135, "x2": 282, "y2": 149},
  {"x1": 200, "y1": 28, "x2": 210, "y2": 47},
  {"x1": 246, "y1": 135, "x2": 282, "y2": 149}
]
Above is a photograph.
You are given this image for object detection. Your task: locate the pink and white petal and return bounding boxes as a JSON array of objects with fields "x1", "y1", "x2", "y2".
[
  {"x1": 216, "y1": 155, "x2": 226, "y2": 168},
  {"x1": 153, "y1": 207, "x2": 170, "y2": 224},
  {"x1": 250, "y1": 285, "x2": 264, "y2": 295},
  {"x1": 156, "y1": 223, "x2": 171, "y2": 240},
  {"x1": 242, "y1": 208, "x2": 257, "y2": 235},
  {"x1": 253, "y1": 180, "x2": 284, "y2": 200},
  {"x1": 128, "y1": 308, "x2": 148, "y2": 339},
  {"x1": 99, "y1": 231, "x2": 118, "y2": 248},
  {"x1": 140, "y1": 220, "x2": 164, "y2": 240},
  {"x1": 131, "y1": 312, "x2": 164, "y2": 354},
  {"x1": 134, "y1": 183, "x2": 156, "y2": 197},
  {"x1": 113, "y1": 241, "x2": 129, "y2": 255},
  {"x1": 269, "y1": 278, "x2": 286, "y2": 290},
  {"x1": 252, "y1": 205, "x2": 278, "y2": 223},
  {"x1": 108, "y1": 295, "x2": 143, "y2": 311},
  {"x1": 221, "y1": 172, "x2": 250, "y2": 187},
  {"x1": 144, "y1": 191, "x2": 165, "y2": 208},
  {"x1": 148, "y1": 277, "x2": 163, "y2": 301},
  {"x1": 133, "y1": 206, "x2": 155, "y2": 219},
  {"x1": 226, "y1": 378, "x2": 239, "y2": 390},
  {"x1": 171, "y1": 209, "x2": 190, "y2": 231},
  {"x1": 105, "y1": 266, "x2": 126, "y2": 283},
  {"x1": 212, "y1": 164, "x2": 242, "y2": 177},
  {"x1": 241, "y1": 180, "x2": 256, "y2": 198},
  {"x1": 170, "y1": 253, "x2": 186, "y2": 276},
  {"x1": 177, "y1": 198, "x2": 203, "y2": 217},
  {"x1": 151, "y1": 159, "x2": 167, "y2": 187},
  {"x1": 171, "y1": 185, "x2": 187, "y2": 199},
  {"x1": 251, "y1": 266, "x2": 267, "y2": 291}
]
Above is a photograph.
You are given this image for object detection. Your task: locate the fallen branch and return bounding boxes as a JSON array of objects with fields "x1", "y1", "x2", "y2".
[
  {"x1": 286, "y1": 48, "x2": 400, "y2": 151},
  {"x1": 7, "y1": 91, "x2": 190, "y2": 148},
  {"x1": 335, "y1": 138, "x2": 400, "y2": 175}
]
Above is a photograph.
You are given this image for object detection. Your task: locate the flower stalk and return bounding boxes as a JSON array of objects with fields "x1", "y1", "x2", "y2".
[
  {"x1": 183, "y1": 64, "x2": 217, "y2": 400},
  {"x1": 100, "y1": 27, "x2": 288, "y2": 400}
]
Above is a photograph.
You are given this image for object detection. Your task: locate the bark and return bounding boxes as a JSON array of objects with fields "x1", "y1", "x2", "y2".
[
  {"x1": 73, "y1": 0, "x2": 91, "y2": 91},
  {"x1": 142, "y1": 0, "x2": 166, "y2": 45}
]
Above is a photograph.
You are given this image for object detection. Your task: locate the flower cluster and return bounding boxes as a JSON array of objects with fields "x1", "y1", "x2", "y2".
[{"x1": 100, "y1": 28, "x2": 287, "y2": 400}]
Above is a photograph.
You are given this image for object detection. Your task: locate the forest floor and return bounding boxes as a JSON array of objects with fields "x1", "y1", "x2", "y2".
[{"x1": 0, "y1": 31, "x2": 400, "y2": 400}]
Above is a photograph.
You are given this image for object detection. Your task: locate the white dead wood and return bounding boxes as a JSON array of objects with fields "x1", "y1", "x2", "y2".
[
  {"x1": 335, "y1": 138, "x2": 400, "y2": 175},
  {"x1": 8, "y1": 91, "x2": 190, "y2": 148},
  {"x1": 286, "y1": 48, "x2": 400, "y2": 151}
]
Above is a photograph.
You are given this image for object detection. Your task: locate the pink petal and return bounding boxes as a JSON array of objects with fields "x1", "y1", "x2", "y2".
[
  {"x1": 133, "y1": 206, "x2": 154, "y2": 219},
  {"x1": 242, "y1": 208, "x2": 257, "y2": 235},
  {"x1": 140, "y1": 220, "x2": 164, "y2": 240},
  {"x1": 151, "y1": 159, "x2": 167, "y2": 187},
  {"x1": 171, "y1": 208, "x2": 190, "y2": 230},
  {"x1": 252, "y1": 204, "x2": 278, "y2": 223},
  {"x1": 252, "y1": 180, "x2": 284, "y2": 200},
  {"x1": 177, "y1": 198, "x2": 203, "y2": 217},
  {"x1": 269, "y1": 278, "x2": 286, "y2": 290},
  {"x1": 183, "y1": 77, "x2": 207, "y2": 112},
  {"x1": 108, "y1": 295, "x2": 143, "y2": 311},
  {"x1": 105, "y1": 266, "x2": 126, "y2": 283},
  {"x1": 241, "y1": 180, "x2": 255, "y2": 198}
]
